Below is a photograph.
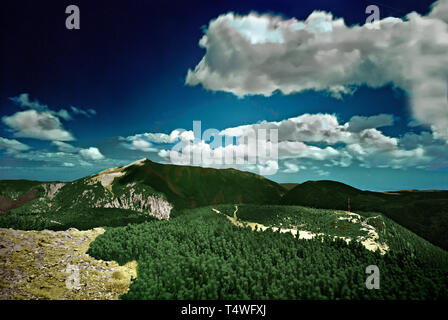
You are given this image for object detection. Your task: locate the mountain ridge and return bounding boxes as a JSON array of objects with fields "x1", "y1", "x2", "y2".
[
  {"x1": 1, "y1": 160, "x2": 447, "y2": 250},
  {"x1": 0, "y1": 158, "x2": 285, "y2": 220}
]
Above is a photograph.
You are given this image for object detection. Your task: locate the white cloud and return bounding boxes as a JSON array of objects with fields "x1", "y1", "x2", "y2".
[
  {"x1": 127, "y1": 139, "x2": 157, "y2": 152},
  {"x1": 10, "y1": 147, "x2": 121, "y2": 173},
  {"x1": 283, "y1": 161, "x2": 300, "y2": 173},
  {"x1": 0, "y1": 137, "x2": 31, "y2": 154},
  {"x1": 217, "y1": 113, "x2": 437, "y2": 169},
  {"x1": 13, "y1": 150, "x2": 85, "y2": 165},
  {"x1": 227, "y1": 14, "x2": 284, "y2": 44},
  {"x1": 10, "y1": 93, "x2": 44, "y2": 110},
  {"x1": 221, "y1": 113, "x2": 351, "y2": 145},
  {"x1": 79, "y1": 147, "x2": 105, "y2": 161},
  {"x1": 141, "y1": 132, "x2": 174, "y2": 143},
  {"x1": 2, "y1": 109, "x2": 75, "y2": 141},
  {"x1": 316, "y1": 169, "x2": 330, "y2": 177},
  {"x1": 52, "y1": 141, "x2": 79, "y2": 153},
  {"x1": 186, "y1": 1, "x2": 448, "y2": 140},
  {"x1": 121, "y1": 129, "x2": 195, "y2": 153},
  {"x1": 10, "y1": 93, "x2": 72, "y2": 121},
  {"x1": 257, "y1": 159, "x2": 278, "y2": 175},
  {"x1": 9, "y1": 94, "x2": 97, "y2": 123},
  {"x1": 278, "y1": 141, "x2": 340, "y2": 160},
  {"x1": 62, "y1": 162, "x2": 75, "y2": 167}
]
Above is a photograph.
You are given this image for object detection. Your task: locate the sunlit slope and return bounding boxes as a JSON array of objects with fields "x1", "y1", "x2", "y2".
[
  {"x1": 281, "y1": 180, "x2": 448, "y2": 250},
  {"x1": 1, "y1": 159, "x2": 285, "y2": 220},
  {"x1": 7, "y1": 160, "x2": 171, "y2": 221}
]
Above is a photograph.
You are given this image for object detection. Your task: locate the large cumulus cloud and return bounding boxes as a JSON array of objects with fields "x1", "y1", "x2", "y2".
[{"x1": 186, "y1": 0, "x2": 448, "y2": 140}]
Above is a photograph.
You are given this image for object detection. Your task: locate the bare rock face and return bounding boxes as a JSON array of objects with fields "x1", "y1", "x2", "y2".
[
  {"x1": 90, "y1": 183, "x2": 173, "y2": 220},
  {"x1": 102, "y1": 192, "x2": 172, "y2": 220},
  {"x1": 42, "y1": 183, "x2": 65, "y2": 200},
  {"x1": 147, "y1": 196, "x2": 172, "y2": 220}
]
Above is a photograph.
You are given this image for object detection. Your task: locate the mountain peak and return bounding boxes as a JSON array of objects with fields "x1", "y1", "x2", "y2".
[{"x1": 124, "y1": 158, "x2": 148, "y2": 168}]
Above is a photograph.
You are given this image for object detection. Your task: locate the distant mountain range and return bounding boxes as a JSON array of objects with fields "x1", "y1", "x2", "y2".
[{"x1": 0, "y1": 159, "x2": 447, "y2": 250}]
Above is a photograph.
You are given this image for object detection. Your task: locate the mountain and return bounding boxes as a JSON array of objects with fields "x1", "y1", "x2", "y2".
[
  {"x1": 281, "y1": 180, "x2": 448, "y2": 250},
  {"x1": 1, "y1": 159, "x2": 286, "y2": 220},
  {"x1": 117, "y1": 159, "x2": 285, "y2": 209}
]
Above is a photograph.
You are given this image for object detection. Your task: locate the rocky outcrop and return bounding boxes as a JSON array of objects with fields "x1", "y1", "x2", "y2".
[
  {"x1": 42, "y1": 183, "x2": 65, "y2": 200},
  {"x1": 102, "y1": 191, "x2": 172, "y2": 220}
]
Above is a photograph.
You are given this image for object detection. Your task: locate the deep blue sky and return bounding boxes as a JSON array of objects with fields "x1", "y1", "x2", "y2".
[{"x1": 1, "y1": 0, "x2": 446, "y2": 191}]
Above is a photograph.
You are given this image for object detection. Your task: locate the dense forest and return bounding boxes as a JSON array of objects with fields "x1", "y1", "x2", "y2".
[
  {"x1": 87, "y1": 206, "x2": 448, "y2": 299},
  {"x1": 0, "y1": 207, "x2": 157, "y2": 231}
]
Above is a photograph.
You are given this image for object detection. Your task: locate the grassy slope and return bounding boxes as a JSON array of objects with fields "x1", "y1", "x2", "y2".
[
  {"x1": 281, "y1": 180, "x2": 448, "y2": 250},
  {"x1": 118, "y1": 159, "x2": 286, "y2": 209},
  {"x1": 0, "y1": 180, "x2": 44, "y2": 200}
]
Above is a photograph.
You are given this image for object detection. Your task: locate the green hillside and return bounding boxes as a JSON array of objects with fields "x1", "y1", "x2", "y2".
[
  {"x1": 281, "y1": 180, "x2": 448, "y2": 250},
  {"x1": 117, "y1": 159, "x2": 285, "y2": 209},
  {"x1": 0, "y1": 179, "x2": 44, "y2": 199}
]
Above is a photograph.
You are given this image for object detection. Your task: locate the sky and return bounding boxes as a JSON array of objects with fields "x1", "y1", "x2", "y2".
[{"x1": 1, "y1": 0, "x2": 447, "y2": 191}]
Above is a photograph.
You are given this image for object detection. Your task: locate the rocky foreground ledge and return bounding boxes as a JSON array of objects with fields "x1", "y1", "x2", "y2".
[{"x1": 0, "y1": 227, "x2": 137, "y2": 300}]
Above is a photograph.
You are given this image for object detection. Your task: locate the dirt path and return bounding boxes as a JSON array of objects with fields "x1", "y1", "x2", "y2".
[
  {"x1": 212, "y1": 206, "x2": 388, "y2": 254},
  {"x1": 212, "y1": 206, "x2": 318, "y2": 240}
]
